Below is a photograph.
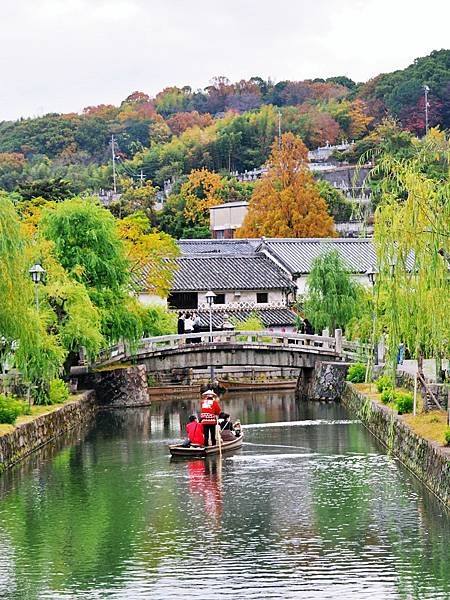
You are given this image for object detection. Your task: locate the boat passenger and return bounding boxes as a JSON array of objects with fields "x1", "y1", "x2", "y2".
[
  {"x1": 200, "y1": 390, "x2": 221, "y2": 446},
  {"x1": 185, "y1": 415, "x2": 204, "y2": 446},
  {"x1": 219, "y1": 412, "x2": 235, "y2": 442}
]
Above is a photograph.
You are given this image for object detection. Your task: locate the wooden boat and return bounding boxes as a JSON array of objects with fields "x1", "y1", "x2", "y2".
[
  {"x1": 149, "y1": 384, "x2": 201, "y2": 398},
  {"x1": 169, "y1": 433, "x2": 244, "y2": 457},
  {"x1": 218, "y1": 378, "x2": 297, "y2": 391}
]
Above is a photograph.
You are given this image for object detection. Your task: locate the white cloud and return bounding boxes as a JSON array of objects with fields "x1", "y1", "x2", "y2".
[{"x1": 0, "y1": 0, "x2": 449, "y2": 120}]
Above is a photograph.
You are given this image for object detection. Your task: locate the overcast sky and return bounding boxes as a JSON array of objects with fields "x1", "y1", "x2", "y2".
[{"x1": 1, "y1": 0, "x2": 449, "y2": 121}]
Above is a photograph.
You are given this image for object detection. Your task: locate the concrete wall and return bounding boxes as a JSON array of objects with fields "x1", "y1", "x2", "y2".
[
  {"x1": 210, "y1": 202, "x2": 248, "y2": 234},
  {"x1": 0, "y1": 391, "x2": 96, "y2": 473},
  {"x1": 342, "y1": 383, "x2": 450, "y2": 508}
]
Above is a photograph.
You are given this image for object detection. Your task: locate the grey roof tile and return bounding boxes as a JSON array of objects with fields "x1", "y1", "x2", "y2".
[
  {"x1": 257, "y1": 238, "x2": 377, "y2": 274},
  {"x1": 178, "y1": 239, "x2": 259, "y2": 255},
  {"x1": 170, "y1": 254, "x2": 295, "y2": 292}
]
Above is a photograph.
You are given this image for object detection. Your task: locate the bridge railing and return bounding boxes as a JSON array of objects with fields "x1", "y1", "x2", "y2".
[
  {"x1": 135, "y1": 330, "x2": 338, "y2": 353},
  {"x1": 95, "y1": 329, "x2": 369, "y2": 366}
]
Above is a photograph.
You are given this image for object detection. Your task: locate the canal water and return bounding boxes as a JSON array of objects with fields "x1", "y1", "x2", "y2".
[{"x1": 0, "y1": 392, "x2": 448, "y2": 600}]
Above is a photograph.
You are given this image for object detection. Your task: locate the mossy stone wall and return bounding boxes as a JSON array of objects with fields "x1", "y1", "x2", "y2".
[
  {"x1": 0, "y1": 391, "x2": 96, "y2": 474},
  {"x1": 342, "y1": 383, "x2": 450, "y2": 508}
]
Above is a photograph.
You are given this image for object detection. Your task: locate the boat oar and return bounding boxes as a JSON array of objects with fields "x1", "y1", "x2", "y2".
[{"x1": 216, "y1": 420, "x2": 222, "y2": 459}]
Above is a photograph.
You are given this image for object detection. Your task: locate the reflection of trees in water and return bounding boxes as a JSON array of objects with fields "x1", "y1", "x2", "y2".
[
  {"x1": 0, "y1": 408, "x2": 186, "y2": 599},
  {"x1": 94, "y1": 407, "x2": 152, "y2": 439}
]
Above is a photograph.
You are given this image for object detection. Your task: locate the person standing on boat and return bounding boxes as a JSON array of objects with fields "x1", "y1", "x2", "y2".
[{"x1": 200, "y1": 390, "x2": 221, "y2": 447}]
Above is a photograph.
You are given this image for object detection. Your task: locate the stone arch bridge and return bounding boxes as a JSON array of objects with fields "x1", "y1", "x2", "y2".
[{"x1": 96, "y1": 330, "x2": 366, "y2": 398}]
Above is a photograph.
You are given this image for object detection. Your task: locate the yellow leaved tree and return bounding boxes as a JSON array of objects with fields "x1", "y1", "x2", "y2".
[{"x1": 182, "y1": 168, "x2": 224, "y2": 228}]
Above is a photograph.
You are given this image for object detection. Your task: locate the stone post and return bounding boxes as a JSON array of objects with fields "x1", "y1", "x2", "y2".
[{"x1": 335, "y1": 329, "x2": 343, "y2": 356}]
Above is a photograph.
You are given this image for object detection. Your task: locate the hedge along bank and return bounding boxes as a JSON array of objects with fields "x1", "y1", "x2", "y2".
[
  {"x1": 0, "y1": 391, "x2": 96, "y2": 473},
  {"x1": 342, "y1": 383, "x2": 450, "y2": 508}
]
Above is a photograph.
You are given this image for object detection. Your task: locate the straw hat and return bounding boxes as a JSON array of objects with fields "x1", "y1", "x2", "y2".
[{"x1": 202, "y1": 389, "x2": 217, "y2": 397}]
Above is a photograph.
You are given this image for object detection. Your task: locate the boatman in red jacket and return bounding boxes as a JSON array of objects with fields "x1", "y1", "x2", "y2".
[{"x1": 200, "y1": 390, "x2": 221, "y2": 447}]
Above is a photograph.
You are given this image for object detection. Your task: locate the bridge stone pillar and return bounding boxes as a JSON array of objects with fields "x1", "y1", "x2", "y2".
[
  {"x1": 76, "y1": 364, "x2": 150, "y2": 407},
  {"x1": 296, "y1": 367, "x2": 314, "y2": 401}
]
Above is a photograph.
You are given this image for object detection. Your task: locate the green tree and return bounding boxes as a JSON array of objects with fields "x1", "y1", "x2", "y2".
[
  {"x1": 40, "y1": 198, "x2": 141, "y2": 344},
  {"x1": 304, "y1": 250, "x2": 362, "y2": 335},
  {"x1": 373, "y1": 129, "x2": 450, "y2": 378},
  {"x1": 0, "y1": 194, "x2": 65, "y2": 392},
  {"x1": 316, "y1": 180, "x2": 352, "y2": 223}
]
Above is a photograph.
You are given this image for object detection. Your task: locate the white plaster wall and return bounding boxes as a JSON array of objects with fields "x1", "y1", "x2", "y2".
[
  {"x1": 138, "y1": 293, "x2": 168, "y2": 307},
  {"x1": 198, "y1": 290, "x2": 284, "y2": 306},
  {"x1": 296, "y1": 273, "x2": 371, "y2": 296}
]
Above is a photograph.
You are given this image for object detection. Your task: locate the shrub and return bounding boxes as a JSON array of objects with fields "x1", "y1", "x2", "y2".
[
  {"x1": 396, "y1": 392, "x2": 414, "y2": 415},
  {"x1": 346, "y1": 363, "x2": 366, "y2": 383},
  {"x1": 0, "y1": 394, "x2": 22, "y2": 424},
  {"x1": 444, "y1": 428, "x2": 450, "y2": 446},
  {"x1": 48, "y1": 379, "x2": 69, "y2": 405},
  {"x1": 376, "y1": 375, "x2": 393, "y2": 393},
  {"x1": 381, "y1": 388, "x2": 395, "y2": 404}
]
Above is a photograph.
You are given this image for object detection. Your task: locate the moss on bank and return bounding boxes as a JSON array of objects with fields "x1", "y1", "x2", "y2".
[
  {"x1": 0, "y1": 395, "x2": 79, "y2": 437},
  {"x1": 353, "y1": 383, "x2": 449, "y2": 447}
]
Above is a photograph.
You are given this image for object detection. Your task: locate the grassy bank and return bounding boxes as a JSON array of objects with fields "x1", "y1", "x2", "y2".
[
  {"x1": 354, "y1": 383, "x2": 449, "y2": 447},
  {"x1": 0, "y1": 395, "x2": 79, "y2": 437}
]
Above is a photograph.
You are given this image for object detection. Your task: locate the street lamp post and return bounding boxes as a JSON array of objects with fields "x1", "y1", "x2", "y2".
[
  {"x1": 29, "y1": 264, "x2": 45, "y2": 311},
  {"x1": 423, "y1": 85, "x2": 430, "y2": 135},
  {"x1": 365, "y1": 266, "x2": 378, "y2": 383},
  {"x1": 205, "y1": 290, "x2": 216, "y2": 384}
]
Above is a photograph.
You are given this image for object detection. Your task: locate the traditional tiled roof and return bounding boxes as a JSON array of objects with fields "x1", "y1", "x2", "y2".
[
  {"x1": 257, "y1": 238, "x2": 376, "y2": 275},
  {"x1": 177, "y1": 239, "x2": 259, "y2": 255},
  {"x1": 195, "y1": 307, "x2": 297, "y2": 328},
  {"x1": 170, "y1": 254, "x2": 295, "y2": 292}
]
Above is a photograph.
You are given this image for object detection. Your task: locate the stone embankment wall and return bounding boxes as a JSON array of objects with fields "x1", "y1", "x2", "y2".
[
  {"x1": 77, "y1": 364, "x2": 150, "y2": 407},
  {"x1": 0, "y1": 391, "x2": 96, "y2": 473},
  {"x1": 342, "y1": 383, "x2": 450, "y2": 508}
]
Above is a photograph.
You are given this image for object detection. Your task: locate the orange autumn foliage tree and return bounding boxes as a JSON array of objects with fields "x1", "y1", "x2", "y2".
[{"x1": 236, "y1": 133, "x2": 335, "y2": 238}]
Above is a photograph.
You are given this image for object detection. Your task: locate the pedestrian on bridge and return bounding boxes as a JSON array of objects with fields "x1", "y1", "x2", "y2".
[
  {"x1": 177, "y1": 312, "x2": 185, "y2": 335},
  {"x1": 200, "y1": 390, "x2": 221, "y2": 447}
]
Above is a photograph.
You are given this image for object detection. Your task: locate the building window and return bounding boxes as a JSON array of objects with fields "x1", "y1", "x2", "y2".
[
  {"x1": 256, "y1": 292, "x2": 268, "y2": 304},
  {"x1": 214, "y1": 293, "x2": 226, "y2": 305},
  {"x1": 167, "y1": 292, "x2": 198, "y2": 310}
]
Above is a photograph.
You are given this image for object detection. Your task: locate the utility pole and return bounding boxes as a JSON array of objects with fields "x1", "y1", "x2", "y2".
[
  {"x1": 423, "y1": 85, "x2": 430, "y2": 135},
  {"x1": 111, "y1": 134, "x2": 117, "y2": 193},
  {"x1": 278, "y1": 110, "x2": 282, "y2": 148}
]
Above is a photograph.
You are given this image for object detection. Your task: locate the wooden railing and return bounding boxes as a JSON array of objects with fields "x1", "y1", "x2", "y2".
[{"x1": 95, "y1": 329, "x2": 369, "y2": 367}]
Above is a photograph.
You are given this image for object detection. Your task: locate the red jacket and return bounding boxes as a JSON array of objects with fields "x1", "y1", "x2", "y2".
[
  {"x1": 186, "y1": 421, "x2": 204, "y2": 445},
  {"x1": 200, "y1": 398, "x2": 221, "y2": 424}
]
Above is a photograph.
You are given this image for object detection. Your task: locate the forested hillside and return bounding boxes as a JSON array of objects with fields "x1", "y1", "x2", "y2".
[{"x1": 0, "y1": 49, "x2": 448, "y2": 238}]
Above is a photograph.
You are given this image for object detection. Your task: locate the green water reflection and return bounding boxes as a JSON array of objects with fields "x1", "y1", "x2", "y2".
[{"x1": 0, "y1": 392, "x2": 448, "y2": 599}]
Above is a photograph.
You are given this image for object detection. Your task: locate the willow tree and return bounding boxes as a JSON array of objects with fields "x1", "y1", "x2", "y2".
[
  {"x1": 303, "y1": 250, "x2": 361, "y2": 335},
  {"x1": 40, "y1": 198, "x2": 142, "y2": 345},
  {"x1": 0, "y1": 194, "x2": 64, "y2": 387},
  {"x1": 236, "y1": 132, "x2": 335, "y2": 238},
  {"x1": 373, "y1": 130, "x2": 450, "y2": 380}
]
